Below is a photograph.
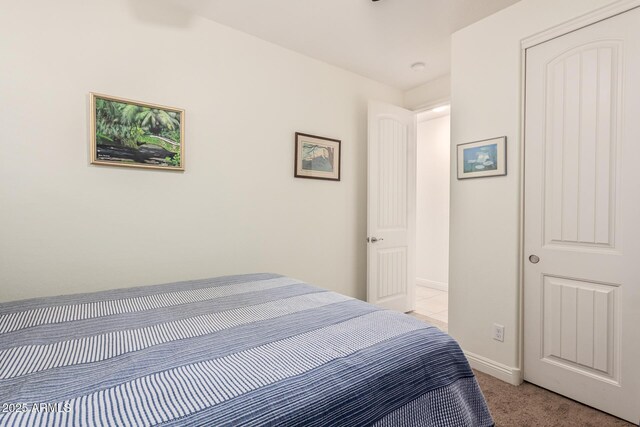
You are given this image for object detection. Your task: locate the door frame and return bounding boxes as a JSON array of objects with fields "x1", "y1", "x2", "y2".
[
  {"x1": 367, "y1": 99, "x2": 452, "y2": 310},
  {"x1": 412, "y1": 98, "x2": 451, "y2": 115},
  {"x1": 518, "y1": 0, "x2": 640, "y2": 381}
]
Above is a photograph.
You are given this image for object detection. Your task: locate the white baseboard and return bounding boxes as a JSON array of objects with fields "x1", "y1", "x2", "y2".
[
  {"x1": 416, "y1": 278, "x2": 448, "y2": 292},
  {"x1": 464, "y1": 350, "x2": 522, "y2": 386}
]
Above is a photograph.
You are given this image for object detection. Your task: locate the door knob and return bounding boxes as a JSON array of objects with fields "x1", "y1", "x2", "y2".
[
  {"x1": 529, "y1": 255, "x2": 540, "y2": 264},
  {"x1": 370, "y1": 237, "x2": 384, "y2": 243}
]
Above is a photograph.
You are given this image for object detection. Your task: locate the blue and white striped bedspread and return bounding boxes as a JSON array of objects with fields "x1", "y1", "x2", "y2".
[{"x1": 0, "y1": 273, "x2": 493, "y2": 426}]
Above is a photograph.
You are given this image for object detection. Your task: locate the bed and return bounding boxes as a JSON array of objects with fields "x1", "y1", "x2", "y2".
[{"x1": 0, "y1": 273, "x2": 493, "y2": 426}]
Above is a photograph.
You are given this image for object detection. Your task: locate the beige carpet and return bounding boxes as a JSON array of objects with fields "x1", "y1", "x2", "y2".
[
  {"x1": 474, "y1": 370, "x2": 634, "y2": 426},
  {"x1": 409, "y1": 312, "x2": 633, "y2": 426}
]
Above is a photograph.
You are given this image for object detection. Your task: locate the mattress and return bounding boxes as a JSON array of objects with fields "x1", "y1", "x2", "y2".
[{"x1": 0, "y1": 273, "x2": 493, "y2": 426}]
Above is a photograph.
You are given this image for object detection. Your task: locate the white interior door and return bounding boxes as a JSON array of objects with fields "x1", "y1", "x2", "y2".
[
  {"x1": 524, "y1": 7, "x2": 640, "y2": 423},
  {"x1": 367, "y1": 101, "x2": 416, "y2": 312}
]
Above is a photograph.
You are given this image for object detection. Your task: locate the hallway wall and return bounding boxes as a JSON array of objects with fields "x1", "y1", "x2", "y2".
[{"x1": 416, "y1": 115, "x2": 450, "y2": 289}]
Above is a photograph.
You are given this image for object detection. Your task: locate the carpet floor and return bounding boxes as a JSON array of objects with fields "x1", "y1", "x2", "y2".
[
  {"x1": 474, "y1": 370, "x2": 634, "y2": 426},
  {"x1": 408, "y1": 312, "x2": 634, "y2": 426}
]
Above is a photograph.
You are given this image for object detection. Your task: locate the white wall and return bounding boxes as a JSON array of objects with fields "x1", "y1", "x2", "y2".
[
  {"x1": 449, "y1": 0, "x2": 620, "y2": 380},
  {"x1": 0, "y1": 0, "x2": 402, "y2": 302},
  {"x1": 416, "y1": 116, "x2": 450, "y2": 288},
  {"x1": 404, "y1": 75, "x2": 450, "y2": 110}
]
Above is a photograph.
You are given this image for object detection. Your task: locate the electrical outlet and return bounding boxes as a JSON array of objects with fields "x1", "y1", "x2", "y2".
[{"x1": 493, "y1": 324, "x2": 505, "y2": 342}]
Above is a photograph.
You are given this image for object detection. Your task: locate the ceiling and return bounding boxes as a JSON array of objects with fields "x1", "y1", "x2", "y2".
[{"x1": 168, "y1": 0, "x2": 520, "y2": 90}]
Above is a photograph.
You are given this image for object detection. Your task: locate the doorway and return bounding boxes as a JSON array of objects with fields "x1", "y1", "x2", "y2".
[
  {"x1": 365, "y1": 101, "x2": 450, "y2": 331},
  {"x1": 413, "y1": 106, "x2": 450, "y2": 330}
]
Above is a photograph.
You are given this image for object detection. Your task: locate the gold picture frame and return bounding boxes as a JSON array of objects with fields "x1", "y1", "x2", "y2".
[{"x1": 90, "y1": 93, "x2": 185, "y2": 171}]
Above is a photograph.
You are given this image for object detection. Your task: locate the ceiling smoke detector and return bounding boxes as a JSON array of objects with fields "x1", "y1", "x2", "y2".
[{"x1": 410, "y1": 62, "x2": 426, "y2": 72}]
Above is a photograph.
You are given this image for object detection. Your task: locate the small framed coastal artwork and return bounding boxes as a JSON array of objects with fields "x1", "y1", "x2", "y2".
[
  {"x1": 457, "y1": 136, "x2": 506, "y2": 179},
  {"x1": 294, "y1": 132, "x2": 341, "y2": 181},
  {"x1": 90, "y1": 93, "x2": 185, "y2": 171}
]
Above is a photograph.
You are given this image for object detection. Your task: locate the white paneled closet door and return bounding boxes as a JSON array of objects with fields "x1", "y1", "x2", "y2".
[
  {"x1": 367, "y1": 102, "x2": 416, "y2": 313},
  {"x1": 524, "y1": 6, "x2": 640, "y2": 423}
]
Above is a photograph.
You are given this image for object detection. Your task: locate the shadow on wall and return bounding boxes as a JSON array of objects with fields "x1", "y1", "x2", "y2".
[{"x1": 126, "y1": 0, "x2": 196, "y2": 28}]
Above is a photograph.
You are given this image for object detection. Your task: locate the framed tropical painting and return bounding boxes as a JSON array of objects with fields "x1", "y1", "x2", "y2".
[
  {"x1": 294, "y1": 132, "x2": 341, "y2": 181},
  {"x1": 90, "y1": 93, "x2": 185, "y2": 170},
  {"x1": 456, "y1": 136, "x2": 506, "y2": 179}
]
